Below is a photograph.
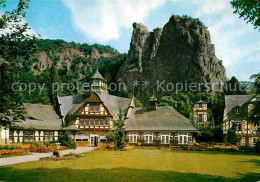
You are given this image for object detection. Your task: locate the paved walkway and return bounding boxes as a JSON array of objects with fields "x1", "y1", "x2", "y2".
[{"x1": 0, "y1": 147, "x2": 94, "y2": 166}]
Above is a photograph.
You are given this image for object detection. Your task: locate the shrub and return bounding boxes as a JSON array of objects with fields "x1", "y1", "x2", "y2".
[
  {"x1": 0, "y1": 145, "x2": 21, "y2": 150},
  {"x1": 255, "y1": 141, "x2": 260, "y2": 152},
  {"x1": 227, "y1": 125, "x2": 239, "y2": 145},
  {"x1": 153, "y1": 140, "x2": 161, "y2": 144},
  {"x1": 137, "y1": 139, "x2": 145, "y2": 143},
  {"x1": 63, "y1": 152, "x2": 81, "y2": 158},
  {"x1": 239, "y1": 146, "x2": 256, "y2": 152},
  {"x1": 32, "y1": 146, "x2": 57, "y2": 153},
  {"x1": 53, "y1": 150, "x2": 60, "y2": 157},
  {"x1": 59, "y1": 133, "x2": 77, "y2": 149},
  {"x1": 170, "y1": 140, "x2": 179, "y2": 145}
]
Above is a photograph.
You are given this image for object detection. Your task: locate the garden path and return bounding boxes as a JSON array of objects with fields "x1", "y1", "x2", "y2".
[{"x1": 0, "y1": 147, "x2": 94, "y2": 166}]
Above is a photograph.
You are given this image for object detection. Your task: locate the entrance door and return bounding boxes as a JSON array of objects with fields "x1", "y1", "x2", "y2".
[
  {"x1": 90, "y1": 135, "x2": 99, "y2": 146},
  {"x1": 94, "y1": 136, "x2": 98, "y2": 146}
]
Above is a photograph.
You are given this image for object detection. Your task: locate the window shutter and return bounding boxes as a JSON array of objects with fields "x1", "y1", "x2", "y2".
[
  {"x1": 249, "y1": 137, "x2": 253, "y2": 146},
  {"x1": 242, "y1": 121, "x2": 246, "y2": 131}
]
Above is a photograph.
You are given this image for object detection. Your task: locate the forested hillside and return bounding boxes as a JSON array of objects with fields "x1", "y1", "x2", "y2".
[{"x1": 14, "y1": 39, "x2": 127, "y2": 104}]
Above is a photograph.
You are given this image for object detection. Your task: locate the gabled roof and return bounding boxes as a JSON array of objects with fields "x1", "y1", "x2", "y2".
[
  {"x1": 224, "y1": 95, "x2": 255, "y2": 114},
  {"x1": 88, "y1": 69, "x2": 105, "y2": 80},
  {"x1": 194, "y1": 99, "x2": 207, "y2": 104},
  {"x1": 125, "y1": 106, "x2": 198, "y2": 131},
  {"x1": 148, "y1": 95, "x2": 158, "y2": 102},
  {"x1": 58, "y1": 92, "x2": 132, "y2": 124},
  {"x1": 14, "y1": 104, "x2": 62, "y2": 130}
]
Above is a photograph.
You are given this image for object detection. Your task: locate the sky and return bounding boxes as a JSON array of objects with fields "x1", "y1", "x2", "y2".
[{"x1": 2, "y1": 0, "x2": 260, "y2": 81}]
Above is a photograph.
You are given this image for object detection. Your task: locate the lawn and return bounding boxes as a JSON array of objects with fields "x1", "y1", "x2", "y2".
[{"x1": 0, "y1": 149, "x2": 259, "y2": 182}]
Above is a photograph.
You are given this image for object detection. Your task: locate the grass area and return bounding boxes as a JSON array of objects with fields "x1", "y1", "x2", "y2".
[{"x1": 0, "y1": 149, "x2": 259, "y2": 181}]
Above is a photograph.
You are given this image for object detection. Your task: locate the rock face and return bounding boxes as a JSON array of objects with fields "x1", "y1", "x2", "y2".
[{"x1": 117, "y1": 15, "x2": 226, "y2": 100}]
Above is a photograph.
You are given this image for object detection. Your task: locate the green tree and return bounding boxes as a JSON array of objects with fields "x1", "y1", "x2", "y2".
[
  {"x1": 227, "y1": 124, "x2": 239, "y2": 145},
  {"x1": 250, "y1": 72, "x2": 260, "y2": 94},
  {"x1": 224, "y1": 76, "x2": 247, "y2": 95},
  {"x1": 248, "y1": 72, "x2": 260, "y2": 124},
  {"x1": 0, "y1": 0, "x2": 36, "y2": 127},
  {"x1": 230, "y1": 0, "x2": 260, "y2": 30},
  {"x1": 106, "y1": 119, "x2": 126, "y2": 150},
  {"x1": 47, "y1": 64, "x2": 61, "y2": 114},
  {"x1": 59, "y1": 132, "x2": 77, "y2": 149}
]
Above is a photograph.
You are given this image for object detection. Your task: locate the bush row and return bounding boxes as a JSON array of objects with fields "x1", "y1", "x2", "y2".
[{"x1": 0, "y1": 149, "x2": 28, "y2": 157}]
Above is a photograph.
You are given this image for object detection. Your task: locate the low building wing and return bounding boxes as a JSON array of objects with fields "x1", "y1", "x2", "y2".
[
  {"x1": 15, "y1": 103, "x2": 62, "y2": 130},
  {"x1": 125, "y1": 106, "x2": 198, "y2": 132}
]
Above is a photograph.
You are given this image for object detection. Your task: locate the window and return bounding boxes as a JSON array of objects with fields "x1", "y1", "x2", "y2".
[
  {"x1": 24, "y1": 131, "x2": 29, "y2": 141},
  {"x1": 198, "y1": 114, "x2": 203, "y2": 122},
  {"x1": 175, "y1": 133, "x2": 192, "y2": 144},
  {"x1": 49, "y1": 132, "x2": 54, "y2": 141},
  {"x1": 161, "y1": 133, "x2": 170, "y2": 144},
  {"x1": 253, "y1": 138, "x2": 258, "y2": 146},
  {"x1": 90, "y1": 106, "x2": 94, "y2": 113},
  {"x1": 199, "y1": 103, "x2": 202, "y2": 108},
  {"x1": 235, "y1": 108, "x2": 240, "y2": 114},
  {"x1": 95, "y1": 120, "x2": 99, "y2": 127},
  {"x1": 127, "y1": 133, "x2": 139, "y2": 143},
  {"x1": 44, "y1": 131, "x2": 49, "y2": 141},
  {"x1": 44, "y1": 131, "x2": 54, "y2": 141},
  {"x1": 105, "y1": 120, "x2": 109, "y2": 127},
  {"x1": 90, "y1": 119, "x2": 94, "y2": 128},
  {"x1": 85, "y1": 120, "x2": 89, "y2": 128},
  {"x1": 80, "y1": 119, "x2": 85, "y2": 128},
  {"x1": 236, "y1": 121, "x2": 242, "y2": 131},
  {"x1": 29, "y1": 131, "x2": 34, "y2": 141},
  {"x1": 100, "y1": 119, "x2": 104, "y2": 128},
  {"x1": 142, "y1": 133, "x2": 154, "y2": 143},
  {"x1": 94, "y1": 106, "x2": 99, "y2": 113}
]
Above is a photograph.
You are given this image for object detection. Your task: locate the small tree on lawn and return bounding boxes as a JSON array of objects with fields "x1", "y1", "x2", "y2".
[
  {"x1": 106, "y1": 119, "x2": 126, "y2": 150},
  {"x1": 227, "y1": 124, "x2": 239, "y2": 145},
  {"x1": 59, "y1": 132, "x2": 77, "y2": 149}
]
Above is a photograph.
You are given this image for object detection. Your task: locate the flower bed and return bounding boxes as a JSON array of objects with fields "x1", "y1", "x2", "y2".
[
  {"x1": 31, "y1": 146, "x2": 68, "y2": 153},
  {"x1": 0, "y1": 149, "x2": 28, "y2": 157}
]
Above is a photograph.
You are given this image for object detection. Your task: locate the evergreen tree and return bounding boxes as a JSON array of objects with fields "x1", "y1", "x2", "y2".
[{"x1": 47, "y1": 64, "x2": 61, "y2": 114}]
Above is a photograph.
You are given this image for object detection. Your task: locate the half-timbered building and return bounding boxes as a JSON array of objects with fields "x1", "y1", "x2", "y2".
[{"x1": 223, "y1": 95, "x2": 259, "y2": 146}]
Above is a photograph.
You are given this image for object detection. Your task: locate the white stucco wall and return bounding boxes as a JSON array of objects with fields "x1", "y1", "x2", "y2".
[{"x1": 0, "y1": 126, "x2": 9, "y2": 145}]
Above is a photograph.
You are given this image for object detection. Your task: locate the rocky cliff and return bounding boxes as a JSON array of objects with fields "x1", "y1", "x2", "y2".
[{"x1": 117, "y1": 15, "x2": 226, "y2": 100}]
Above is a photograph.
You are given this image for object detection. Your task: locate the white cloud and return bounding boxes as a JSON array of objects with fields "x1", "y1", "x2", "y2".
[
  {"x1": 194, "y1": 0, "x2": 228, "y2": 16},
  {"x1": 172, "y1": 0, "x2": 228, "y2": 16},
  {"x1": 63, "y1": 0, "x2": 166, "y2": 43}
]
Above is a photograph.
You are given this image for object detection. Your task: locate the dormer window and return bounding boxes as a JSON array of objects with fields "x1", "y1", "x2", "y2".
[{"x1": 235, "y1": 108, "x2": 240, "y2": 114}]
